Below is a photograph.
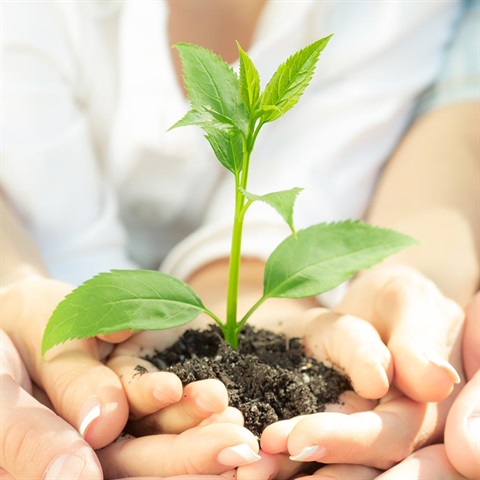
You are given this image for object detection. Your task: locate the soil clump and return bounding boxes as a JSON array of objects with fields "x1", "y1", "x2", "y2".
[{"x1": 145, "y1": 325, "x2": 351, "y2": 437}]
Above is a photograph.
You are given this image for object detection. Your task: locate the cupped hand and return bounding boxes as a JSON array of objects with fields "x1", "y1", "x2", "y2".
[
  {"x1": 105, "y1": 318, "x2": 246, "y2": 436},
  {"x1": 0, "y1": 328, "x2": 103, "y2": 479},
  {"x1": 97, "y1": 423, "x2": 260, "y2": 478},
  {"x1": 246, "y1": 266, "x2": 464, "y2": 478},
  {"x1": 294, "y1": 291, "x2": 479, "y2": 480},
  {"x1": 0, "y1": 275, "x2": 130, "y2": 450}
]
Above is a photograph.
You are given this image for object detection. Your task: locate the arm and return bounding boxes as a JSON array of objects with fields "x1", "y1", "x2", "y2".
[{"x1": 365, "y1": 100, "x2": 479, "y2": 306}]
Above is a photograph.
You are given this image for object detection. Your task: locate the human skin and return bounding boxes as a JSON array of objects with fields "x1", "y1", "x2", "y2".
[
  {"x1": 253, "y1": 100, "x2": 479, "y2": 479},
  {"x1": 1, "y1": 1, "x2": 478, "y2": 475},
  {"x1": 292, "y1": 292, "x2": 479, "y2": 480},
  {"x1": 0, "y1": 197, "x2": 261, "y2": 479},
  {"x1": 105, "y1": 258, "x2": 464, "y2": 480}
]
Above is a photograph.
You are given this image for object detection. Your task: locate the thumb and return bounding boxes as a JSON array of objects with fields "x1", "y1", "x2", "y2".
[{"x1": 445, "y1": 369, "x2": 480, "y2": 480}]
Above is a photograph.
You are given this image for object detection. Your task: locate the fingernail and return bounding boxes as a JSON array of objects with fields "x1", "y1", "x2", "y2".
[
  {"x1": 78, "y1": 401, "x2": 101, "y2": 437},
  {"x1": 289, "y1": 445, "x2": 326, "y2": 461},
  {"x1": 375, "y1": 361, "x2": 390, "y2": 388},
  {"x1": 217, "y1": 443, "x2": 261, "y2": 466},
  {"x1": 426, "y1": 356, "x2": 461, "y2": 384},
  {"x1": 44, "y1": 453, "x2": 84, "y2": 480}
]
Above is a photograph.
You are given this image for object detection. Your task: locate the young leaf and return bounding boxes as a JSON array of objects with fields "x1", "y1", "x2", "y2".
[
  {"x1": 260, "y1": 35, "x2": 332, "y2": 122},
  {"x1": 263, "y1": 221, "x2": 418, "y2": 299},
  {"x1": 169, "y1": 109, "x2": 238, "y2": 134},
  {"x1": 204, "y1": 127, "x2": 244, "y2": 174},
  {"x1": 174, "y1": 43, "x2": 249, "y2": 134},
  {"x1": 237, "y1": 43, "x2": 261, "y2": 113},
  {"x1": 42, "y1": 270, "x2": 207, "y2": 355},
  {"x1": 240, "y1": 187, "x2": 303, "y2": 235}
]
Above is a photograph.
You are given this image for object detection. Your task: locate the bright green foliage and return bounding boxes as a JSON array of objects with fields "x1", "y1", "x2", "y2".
[
  {"x1": 42, "y1": 36, "x2": 417, "y2": 354},
  {"x1": 240, "y1": 187, "x2": 303, "y2": 236},
  {"x1": 259, "y1": 36, "x2": 332, "y2": 122},
  {"x1": 237, "y1": 42, "x2": 261, "y2": 113},
  {"x1": 41, "y1": 270, "x2": 212, "y2": 355},
  {"x1": 263, "y1": 221, "x2": 418, "y2": 299}
]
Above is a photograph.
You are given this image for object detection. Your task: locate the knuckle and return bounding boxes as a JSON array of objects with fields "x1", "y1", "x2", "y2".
[{"x1": 1, "y1": 404, "x2": 46, "y2": 475}]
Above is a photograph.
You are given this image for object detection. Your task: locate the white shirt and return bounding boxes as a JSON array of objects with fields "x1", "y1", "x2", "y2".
[{"x1": 1, "y1": 0, "x2": 461, "y2": 288}]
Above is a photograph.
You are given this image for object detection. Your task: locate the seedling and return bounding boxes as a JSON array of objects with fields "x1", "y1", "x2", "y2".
[{"x1": 42, "y1": 37, "x2": 417, "y2": 354}]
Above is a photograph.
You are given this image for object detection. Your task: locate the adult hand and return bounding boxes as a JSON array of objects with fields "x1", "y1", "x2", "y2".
[
  {"x1": 290, "y1": 290, "x2": 479, "y2": 480},
  {"x1": 253, "y1": 266, "x2": 465, "y2": 478},
  {"x1": 0, "y1": 275, "x2": 130, "y2": 450},
  {"x1": 0, "y1": 328, "x2": 103, "y2": 479}
]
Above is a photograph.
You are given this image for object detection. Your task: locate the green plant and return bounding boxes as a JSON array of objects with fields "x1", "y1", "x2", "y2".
[{"x1": 42, "y1": 37, "x2": 417, "y2": 355}]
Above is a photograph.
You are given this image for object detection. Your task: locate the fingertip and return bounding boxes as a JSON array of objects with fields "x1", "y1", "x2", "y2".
[
  {"x1": 389, "y1": 335, "x2": 461, "y2": 402},
  {"x1": 348, "y1": 342, "x2": 393, "y2": 400},
  {"x1": 187, "y1": 379, "x2": 229, "y2": 414},
  {"x1": 260, "y1": 417, "x2": 304, "y2": 454},
  {"x1": 80, "y1": 396, "x2": 129, "y2": 449},
  {"x1": 97, "y1": 330, "x2": 133, "y2": 343}
]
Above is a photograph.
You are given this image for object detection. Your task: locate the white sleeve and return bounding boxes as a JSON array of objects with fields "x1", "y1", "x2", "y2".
[{"x1": 1, "y1": 2, "x2": 136, "y2": 285}]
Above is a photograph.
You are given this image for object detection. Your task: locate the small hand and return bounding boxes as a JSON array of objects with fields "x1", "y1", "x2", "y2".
[{"x1": 106, "y1": 327, "x2": 245, "y2": 436}]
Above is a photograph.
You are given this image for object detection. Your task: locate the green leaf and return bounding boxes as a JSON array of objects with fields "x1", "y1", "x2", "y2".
[
  {"x1": 174, "y1": 43, "x2": 249, "y2": 134},
  {"x1": 204, "y1": 127, "x2": 244, "y2": 174},
  {"x1": 263, "y1": 221, "x2": 418, "y2": 299},
  {"x1": 240, "y1": 187, "x2": 303, "y2": 235},
  {"x1": 41, "y1": 270, "x2": 206, "y2": 355},
  {"x1": 169, "y1": 109, "x2": 238, "y2": 134},
  {"x1": 237, "y1": 42, "x2": 261, "y2": 113},
  {"x1": 260, "y1": 35, "x2": 332, "y2": 122}
]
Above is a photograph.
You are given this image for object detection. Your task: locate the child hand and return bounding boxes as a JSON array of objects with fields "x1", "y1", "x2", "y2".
[{"x1": 106, "y1": 329, "x2": 246, "y2": 436}]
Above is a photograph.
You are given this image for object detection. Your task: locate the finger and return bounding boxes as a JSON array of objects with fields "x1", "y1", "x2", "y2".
[
  {"x1": 374, "y1": 271, "x2": 464, "y2": 402},
  {"x1": 108, "y1": 355, "x2": 183, "y2": 418},
  {"x1": 0, "y1": 469, "x2": 15, "y2": 480},
  {"x1": 340, "y1": 267, "x2": 464, "y2": 402},
  {"x1": 198, "y1": 406, "x2": 245, "y2": 427},
  {"x1": 97, "y1": 423, "x2": 260, "y2": 478},
  {"x1": 237, "y1": 451, "x2": 306, "y2": 480},
  {"x1": 117, "y1": 476, "x2": 234, "y2": 480},
  {"x1": 376, "y1": 444, "x2": 470, "y2": 480},
  {"x1": 0, "y1": 329, "x2": 32, "y2": 391},
  {"x1": 445, "y1": 369, "x2": 480, "y2": 480},
  {"x1": 127, "y1": 379, "x2": 229, "y2": 435},
  {"x1": 302, "y1": 309, "x2": 393, "y2": 399},
  {"x1": 324, "y1": 390, "x2": 378, "y2": 414},
  {"x1": 278, "y1": 393, "x2": 443, "y2": 470},
  {"x1": 0, "y1": 373, "x2": 103, "y2": 479},
  {"x1": 294, "y1": 464, "x2": 380, "y2": 480},
  {"x1": 463, "y1": 291, "x2": 480, "y2": 379},
  {"x1": 97, "y1": 330, "x2": 134, "y2": 344},
  {"x1": 261, "y1": 390, "x2": 377, "y2": 455},
  {"x1": 2, "y1": 278, "x2": 130, "y2": 449}
]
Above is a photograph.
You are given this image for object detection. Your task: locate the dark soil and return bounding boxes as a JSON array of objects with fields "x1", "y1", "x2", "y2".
[{"x1": 144, "y1": 325, "x2": 351, "y2": 438}]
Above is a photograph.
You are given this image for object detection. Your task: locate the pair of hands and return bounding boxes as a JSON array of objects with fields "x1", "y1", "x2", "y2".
[{"x1": 0, "y1": 266, "x2": 476, "y2": 479}]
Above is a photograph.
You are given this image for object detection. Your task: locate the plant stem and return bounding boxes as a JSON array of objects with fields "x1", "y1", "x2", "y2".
[
  {"x1": 224, "y1": 190, "x2": 244, "y2": 348},
  {"x1": 224, "y1": 119, "x2": 263, "y2": 348}
]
